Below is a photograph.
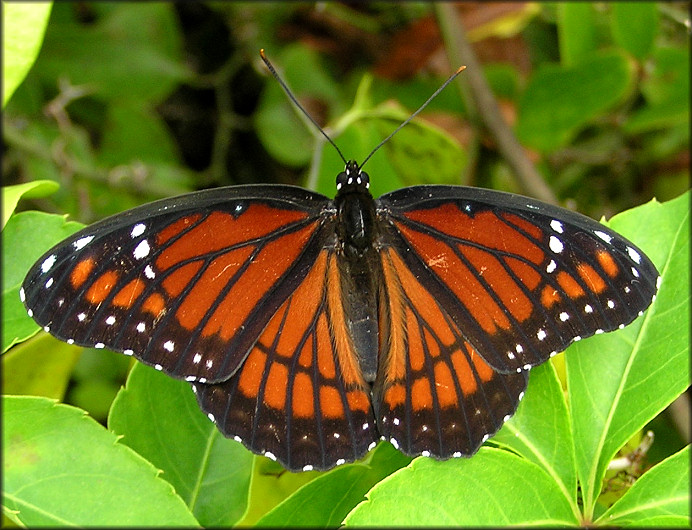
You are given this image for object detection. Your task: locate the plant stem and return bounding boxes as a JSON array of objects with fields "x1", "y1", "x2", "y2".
[{"x1": 435, "y1": 3, "x2": 558, "y2": 204}]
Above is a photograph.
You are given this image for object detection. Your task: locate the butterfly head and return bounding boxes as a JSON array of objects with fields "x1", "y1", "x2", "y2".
[{"x1": 336, "y1": 160, "x2": 370, "y2": 196}]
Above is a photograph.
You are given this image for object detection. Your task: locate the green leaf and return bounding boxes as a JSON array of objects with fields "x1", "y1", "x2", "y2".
[
  {"x1": 640, "y1": 47, "x2": 690, "y2": 107},
  {"x1": 2, "y1": 2, "x2": 53, "y2": 107},
  {"x1": 99, "y1": 102, "x2": 180, "y2": 166},
  {"x1": 516, "y1": 51, "x2": 635, "y2": 152},
  {"x1": 611, "y1": 3, "x2": 659, "y2": 60},
  {"x1": 568, "y1": 192, "x2": 690, "y2": 515},
  {"x1": 36, "y1": 3, "x2": 189, "y2": 103},
  {"x1": 108, "y1": 363, "x2": 253, "y2": 527},
  {"x1": 2, "y1": 395, "x2": 199, "y2": 526},
  {"x1": 491, "y1": 362, "x2": 577, "y2": 502},
  {"x1": 257, "y1": 442, "x2": 410, "y2": 527},
  {"x1": 557, "y1": 3, "x2": 598, "y2": 66},
  {"x1": 2, "y1": 180, "x2": 59, "y2": 229},
  {"x1": 2, "y1": 211, "x2": 83, "y2": 352},
  {"x1": 599, "y1": 446, "x2": 690, "y2": 526},
  {"x1": 375, "y1": 111, "x2": 467, "y2": 187},
  {"x1": 2, "y1": 334, "x2": 81, "y2": 400},
  {"x1": 343, "y1": 448, "x2": 578, "y2": 526}
]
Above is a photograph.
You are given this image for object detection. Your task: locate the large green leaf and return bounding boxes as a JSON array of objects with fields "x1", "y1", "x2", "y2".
[
  {"x1": 108, "y1": 363, "x2": 253, "y2": 527},
  {"x1": 569, "y1": 191, "x2": 690, "y2": 516},
  {"x1": 344, "y1": 448, "x2": 578, "y2": 526},
  {"x1": 557, "y1": 3, "x2": 597, "y2": 66},
  {"x1": 491, "y1": 362, "x2": 577, "y2": 503},
  {"x1": 35, "y1": 3, "x2": 189, "y2": 103},
  {"x1": 516, "y1": 51, "x2": 635, "y2": 152},
  {"x1": 611, "y1": 3, "x2": 659, "y2": 60},
  {"x1": 2, "y1": 2, "x2": 53, "y2": 107},
  {"x1": 2, "y1": 395, "x2": 199, "y2": 526}
]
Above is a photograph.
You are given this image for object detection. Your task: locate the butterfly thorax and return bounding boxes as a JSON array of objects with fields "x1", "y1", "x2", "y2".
[{"x1": 334, "y1": 161, "x2": 381, "y2": 383}]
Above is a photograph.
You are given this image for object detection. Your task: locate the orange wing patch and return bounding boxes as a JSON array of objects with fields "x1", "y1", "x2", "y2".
[
  {"x1": 86, "y1": 270, "x2": 119, "y2": 304},
  {"x1": 71, "y1": 258, "x2": 95, "y2": 289}
]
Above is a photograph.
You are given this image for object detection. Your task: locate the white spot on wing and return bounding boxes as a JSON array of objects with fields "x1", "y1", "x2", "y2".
[
  {"x1": 594, "y1": 230, "x2": 612, "y2": 243},
  {"x1": 537, "y1": 329, "x2": 547, "y2": 341},
  {"x1": 137, "y1": 322, "x2": 146, "y2": 332},
  {"x1": 41, "y1": 255, "x2": 57, "y2": 273},
  {"x1": 105, "y1": 316, "x2": 116, "y2": 325},
  {"x1": 550, "y1": 220, "x2": 564, "y2": 233},
  {"x1": 73, "y1": 236, "x2": 94, "y2": 251},
  {"x1": 546, "y1": 260, "x2": 557, "y2": 273},
  {"x1": 549, "y1": 236, "x2": 564, "y2": 254},
  {"x1": 559, "y1": 312, "x2": 569, "y2": 321},
  {"x1": 193, "y1": 353, "x2": 202, "y2": 364},
  {"x1": 627, "y1": 246, "x2": 641, "y2": 264},
  {"x1": 144, "y1": 265, "x2": 156, "y2": 279},
  {"x1": 131, "y1": 223, "x2": 146, "y2": 238},
  {"x1": 133, "y1": 240, "x2": 151, "y2": 260},
  {"x1": 19, "y1": 288, "x2": 26, "y2": 302},
  {"x1": 163, "y1": 340, "x2": 175, "y2": 352}
]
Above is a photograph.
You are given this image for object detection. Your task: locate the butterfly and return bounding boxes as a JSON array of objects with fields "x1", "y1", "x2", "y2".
[{"x1": 20, "y1": 55, "x2": 659, "y2": 472}]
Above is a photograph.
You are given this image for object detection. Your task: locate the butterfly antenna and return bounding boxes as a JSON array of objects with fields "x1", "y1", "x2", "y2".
[
  {"x1": 260, "y1": 49, "x2": 348, "y2": 166},
  {"x1": 359, "y1": 65, "x2": 466, "y2": 170}
]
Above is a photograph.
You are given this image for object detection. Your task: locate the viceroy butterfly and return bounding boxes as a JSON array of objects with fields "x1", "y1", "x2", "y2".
[{"x1": 21, "y1": 53, "x2": 659, "y2": 472}]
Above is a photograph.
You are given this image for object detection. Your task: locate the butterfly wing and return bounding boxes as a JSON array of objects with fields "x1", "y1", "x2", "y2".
[
  {"x1": 375, "y1": 245, "x2": 528, "y2": 458},
  {"x1": 21, "y1": 185, "x2": 333, "y2": 383},
  {"x1": 377, "y1": 186, "x2": 659, "y2": 375},
  {"x1": 193, "y1": 249, "x2": 378, "y2": 471}
]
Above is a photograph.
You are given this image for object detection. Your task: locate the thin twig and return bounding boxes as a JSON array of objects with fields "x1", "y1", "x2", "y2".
[{"x1": 435, "y1": 3, "x2": 558, "y2": 204}]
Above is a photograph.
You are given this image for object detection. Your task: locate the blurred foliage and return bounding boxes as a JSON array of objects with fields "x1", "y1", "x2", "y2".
[
  {"x1": 4, "y1": 2, "x2": 688, "y2": 223},
  {"x1": 3, "y1": 2, "x2": 689, "y2": 527}
]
